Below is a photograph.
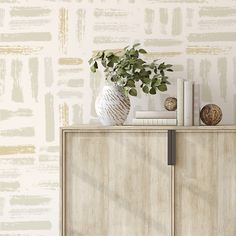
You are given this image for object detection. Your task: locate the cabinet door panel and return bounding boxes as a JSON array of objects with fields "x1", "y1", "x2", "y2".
[
  {"x1": 175, "y1": 132, "x2": 236, "y2": 236},
  {"x1": 63, "y1": 131, "x2": 171, "y2": 236}
]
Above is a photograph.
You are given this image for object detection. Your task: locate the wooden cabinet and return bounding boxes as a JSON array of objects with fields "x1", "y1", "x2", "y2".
[
  {"x1": 61, "y1": 126, "x2": 236, "y2": 236},
  {"x1": 175, "y1": 131, "x2": 236, "y2": 236}
]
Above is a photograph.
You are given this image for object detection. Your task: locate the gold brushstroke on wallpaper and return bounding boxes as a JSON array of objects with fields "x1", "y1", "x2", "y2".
[
  {"x1": 0, "y1": 46, "x2": 42, "y2": 55},
  {"x1": 217, "y1": 57, "x2": 227, "y2": 102},
  {"x1": 0, "y1": 145, "x2": 35, "y2": 155},
  {"x1": 187, "y1": 46, "x2": 231, "y2": 55},
  {"x1": 59, "y1": 103, "x2": 69, "y2": 127},
  {"x1": 59, "y1": 8, "x2": 68, "y2": 54},
  {"x1": 58, "y1": 57, "x2": 83, "y2": 65}
]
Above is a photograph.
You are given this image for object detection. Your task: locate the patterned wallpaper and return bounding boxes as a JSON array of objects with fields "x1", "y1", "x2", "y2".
[{"x1": 0, "y1": 0, "x2": 236, "y2": 235}]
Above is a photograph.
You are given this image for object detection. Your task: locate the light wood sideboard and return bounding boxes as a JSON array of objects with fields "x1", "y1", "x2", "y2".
[{"x1": 61, "y1": 126, "x2": 236, "y2": 236}]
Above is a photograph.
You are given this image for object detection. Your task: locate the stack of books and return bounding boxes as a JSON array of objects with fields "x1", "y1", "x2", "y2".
[
  {"x1": 177, "y1": 79, "x2": 200, "y2": 126},
  {"x1": 132, "y1": 78, "x2": 200, "y2": 126},
  {"x1": 132, "y1": 111, "x2": 177, "y2": 125}
]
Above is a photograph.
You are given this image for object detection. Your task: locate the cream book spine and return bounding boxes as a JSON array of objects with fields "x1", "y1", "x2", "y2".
[
  {"x1": 132, "y1": 119, "x2": 177, "y2": 126},
  {"x1": 177, "y1": 79, "x2": 184, "y2": 126},
  {"x1": 184, "y1": 80, "x2": 193, "y2": 126},
  {"x1": 193, "y1": 83, "x2": 200, "y2": 126},
  {"x1": 135, "y1": 111, "x2": 176, "y2": 119}
]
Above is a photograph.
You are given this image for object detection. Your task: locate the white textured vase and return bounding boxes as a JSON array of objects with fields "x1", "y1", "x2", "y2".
[{"x1": 95, "y1": 85, "x2": 130, "y2": 126}]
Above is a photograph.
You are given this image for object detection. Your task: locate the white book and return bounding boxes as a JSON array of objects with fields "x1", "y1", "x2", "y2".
[
  {"x1": 132, "y1": 118, "x2": 177, "y2": 126},
  {"x1": 193, "y1": 83, "x2": 200, "y2": 126},
  {"x1": 135, "y1": 111, "x2": 176, "y2": 119},
  {"x1": 184, "y1": 80, "x2": 193, "y2": 126},
  {"x1": 177, "y1": 79, "x2": 184, "y2": 126}
]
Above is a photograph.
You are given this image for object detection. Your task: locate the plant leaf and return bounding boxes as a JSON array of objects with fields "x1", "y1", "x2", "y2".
[
  {"x1": 139, "y1": 49, "x2": 147, "y2": 54},
  {"x1": 107, "y1": 60, "x2": 114, "y2": 67},
  {"x1": 90, "y1": 64, "x2": 96, "y2": 73},
  {"x1": 101, "y1": 59, "x2": 106, "y2": 67},
  {"x1": 129, "y1": 88, "x2": 137, "y2": 96},
  {"x1": 126, "y1": 79, "x2": 135, "y2": 87},
  {"x1": 133, "y1": 43, "x2": 141, "y2": 48},
  {"x1": 154, "y1": 79, "x2": 161, "y2": 87},
  {"x1": 158, "y1": 84, "x2": 167, "y2": 92},
  {"x1": 88, "y1": 58, "x2": 93, "y2": 64},
  {"x1": 142, "y1": 85, "x2": 149, "y2": 93},
  {"x1": 165, "y1": 64, "x2": 173, "y2": 68},
  {"x1": 106, "y1": 52, "x2": 113, "y2": 57},
  {"x1": 149, "y1": 87, "x2": 156, "y2": 94},
  {"x1": 141, "y1": 77, "x2": 150, "y2": 84}
]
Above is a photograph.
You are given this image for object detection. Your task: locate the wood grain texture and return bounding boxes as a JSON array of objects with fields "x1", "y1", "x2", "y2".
[
  {"x1": 175, "y1": 132, "x2": 236, "y2": 236},
  {"x1": 62, "y1": 130, "x2": 172, "y2": 236}
]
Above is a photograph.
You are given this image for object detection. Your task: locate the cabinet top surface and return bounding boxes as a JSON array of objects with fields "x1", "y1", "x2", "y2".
[{"x1": 61, "y1": 125, "x2": 236, "y2": 132}]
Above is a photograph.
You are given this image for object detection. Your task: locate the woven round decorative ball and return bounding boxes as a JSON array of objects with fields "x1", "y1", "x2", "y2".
[
  {"x1": 200, "y1": 104, "x2": 222, "y2": 126},
  {"x1": 164, "y1": 97, "x2": 177, "y2": 111}
]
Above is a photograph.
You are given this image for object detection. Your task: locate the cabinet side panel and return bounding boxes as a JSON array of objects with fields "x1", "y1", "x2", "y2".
[
  {"x1": 175, "y1": 132, "x2": 236, "y2": 236},
  {"x1": 64, "y1": 131, "x2": 171, "y2": 236}
]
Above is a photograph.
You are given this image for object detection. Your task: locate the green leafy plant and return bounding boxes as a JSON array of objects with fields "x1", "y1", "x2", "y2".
[{"x1": 89, "y1": 43, "x2": 173, "y2": 96}]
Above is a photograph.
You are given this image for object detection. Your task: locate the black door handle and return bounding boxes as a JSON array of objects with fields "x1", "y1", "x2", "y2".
[{"x1": 168, "y1": 130, "x2": 176, "y2": 165}]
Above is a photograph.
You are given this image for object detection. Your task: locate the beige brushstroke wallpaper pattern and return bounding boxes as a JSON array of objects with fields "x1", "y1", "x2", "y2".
[{"x1": 0, "y1": 0, "x2": 236, "y2": 235}]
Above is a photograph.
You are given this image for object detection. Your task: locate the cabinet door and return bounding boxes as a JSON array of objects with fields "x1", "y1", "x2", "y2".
[
  {"x1": 175, "y1": 132, "x2": 236, "y2": 236},
  {"x1": 62, "y1": 131, "x2": 172, "y2": 236}
]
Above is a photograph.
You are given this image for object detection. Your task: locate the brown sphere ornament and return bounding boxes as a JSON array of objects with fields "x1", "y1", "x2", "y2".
[
  {"x1": 200, "y1": 104, "x2": 222, "y2": 126},
  {"x1": 164, "y1": 97, "x2": 177, "y2": 111}
]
